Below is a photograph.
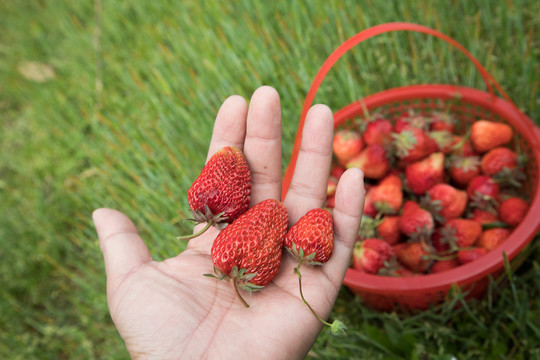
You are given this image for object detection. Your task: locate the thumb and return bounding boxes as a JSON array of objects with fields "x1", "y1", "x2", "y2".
[{"x1": 93, "y1": 208, "x2": 152, "y2": 288}]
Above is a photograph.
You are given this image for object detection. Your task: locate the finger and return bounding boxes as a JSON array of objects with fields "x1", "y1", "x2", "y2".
[
  {"x1": 206, "y1": 95, "x2": 248, "y2": 161},
  {"x1": 283, "y1": 104, "x2": 334, "y2": 224},
  {"x1": 93, "y1": 208, "x2": 152, "y2": 286},
  {"x1": 323, "y1": 168, "x2": 365, "y2": 284},
  {"x1": 243, "y1": 86, "x2": 283, "y2": 205}
]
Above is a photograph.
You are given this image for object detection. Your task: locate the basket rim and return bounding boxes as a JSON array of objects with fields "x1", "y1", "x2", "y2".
[{"x1": 339, "y1": 84, "x2": 540, "y2": 295}]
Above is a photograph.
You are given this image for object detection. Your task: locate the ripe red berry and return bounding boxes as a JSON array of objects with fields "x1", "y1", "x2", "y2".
[
  {"x1": 182, "y1": 146, "x2": 252, "y2": 240},
  {"x1": 209, "y1": 199, "x2": 288, "y2": 307}
]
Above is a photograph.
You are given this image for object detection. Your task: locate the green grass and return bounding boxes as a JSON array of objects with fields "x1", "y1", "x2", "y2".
[{"x1": 1, "y1": 0, "x2": 539, "y2": 358}]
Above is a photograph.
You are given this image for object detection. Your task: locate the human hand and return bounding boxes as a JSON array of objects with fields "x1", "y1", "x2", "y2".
[{"x1": 93, "y1": 86, "x2": 365, "y2": 359}]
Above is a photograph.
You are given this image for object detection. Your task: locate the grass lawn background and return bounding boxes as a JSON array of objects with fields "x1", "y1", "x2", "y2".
[{"x1": 1, "y1": 0, "x2": 539, "y2": 358}]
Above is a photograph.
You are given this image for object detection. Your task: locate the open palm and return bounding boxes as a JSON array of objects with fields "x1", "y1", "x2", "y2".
[{"x1": 93, "y1": 86, "x2": 365, "y2": 360}]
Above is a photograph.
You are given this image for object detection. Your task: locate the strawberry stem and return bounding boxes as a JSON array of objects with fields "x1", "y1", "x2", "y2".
[
  {"x1": 231, "y1": 278, "x2": 250, "y2": 308},
  {"x1": 177, "y1": 220, "x2": 214, "y2": 240},
  {"x1": 294, "y1": 261, "x2": 346, "y2": 335}
]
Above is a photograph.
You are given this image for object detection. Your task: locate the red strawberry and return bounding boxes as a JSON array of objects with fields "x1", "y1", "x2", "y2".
[
  {"x1": 327, "y1": 176, "x2": 338, "y2": 197},
  {"x1": 377, "y1": 216, "x2": 401, "y2": 245},
  {"x1": 430, "y1": 258, "x2": 460, "y2": 274},
  {"x1": 431, "y1": 228, "x2": 451, "y2": 254},
  {"x1": 370, "y1": 174, "x2": 404, "y2": 214},
  {"x1": 468, "y1": 209, "x2": 500, "y2": 225},
  {"x1": 362, "y1": 187, "x2": 377, "y2": 218},
  {"x1": 430, "y1": 111, "x2": 456, "y2": 132},
  {"x1": 448, "y1": 155, "x2": 481, "y2": 188},
  {"x1": 404, "y1": 152, "x2": 445, "y2": 195},
  {"x1": 498, "y1": 197, "x2": 529, "y2": 227},
  {"x1": 392, "y1": 126, "x2": 438, "y2": 163},
  {"x1": 394, "y1": 242, "x2": 434, "y2": 273},
  {"x1": 363, "y1": 117, "x2": 393, "y2": 146},
  {"x1": 284, "y1": 208, "x2": 346, "y2": 334},
  {"x1": 209, "y1": 199, "x2": 288, "y2": 307},
  {"x1": 398, "y1": 201, "x2": 434, "y2": 238},
  {"x1": 284, "y1": 208, "x2": 334, "y2": 265},
  {"x1": 333, "y1": 129, "x2": 364, "y2": 166},
  {"x1": 425, "y1": 183, "x2": 468, "y2": 221},
  {"x1": 394, "y1": 111, "x2": 430, "y2": 132},
  {"x1": 441, "y1": 218, "x2": 482, "y2": 249},
  {"x1": 467, "y1": 175, "x2": 500, "y2": 212},
  {"x1": 429, "y1": 130, "x2": 455, "y2": 154},
  {"x1": 181, "y1": 146, "x2": 251, "y2": 239},
  {"x1": 330, "y1": 164, "x2": 346, "y2": 180},
  {"x1": 470, "y1": 120, "x2": 513, "y2": 153},
  {"x1": 353, "y1": 238, "x2": 393, "y2": 273},
  {"x1": 457, "y1": 247, "x2": 488, "y2": 265},
  {"x1": 481, "y1": 147, "x2": 518, "y2": 177},
  {"x1": 325, "y1": 195, "x2": 335, "y2": 209},
  {"x1": 477, "y1": 228, "x2": 510, "y2": 251},
  {"x1": 450, "y1": 136, "x2": 477, "y2": 157},
  {"x1": 346, "y1": 144, "x2": 391, "y2": 179}
]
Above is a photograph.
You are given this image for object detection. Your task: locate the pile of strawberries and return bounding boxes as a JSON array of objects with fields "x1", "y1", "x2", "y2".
[{"x1": 327, "y1": 110, "x2": 530, "y2": 276}]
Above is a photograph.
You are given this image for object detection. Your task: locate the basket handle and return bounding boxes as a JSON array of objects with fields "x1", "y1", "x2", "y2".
[{"x1": 282, "y1": 22, "x2": 535, "y2": 198}]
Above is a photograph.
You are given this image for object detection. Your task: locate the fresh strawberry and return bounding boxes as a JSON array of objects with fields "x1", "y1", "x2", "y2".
[
  {"x1": 404, "y1": 152, "x2": 445, "y2": 195},
  {"x1": 181, "y1": 146, "x2": 251, "y2": 239},
  {"x1": 441, "y1": 218, "x2": 482, "y2": 249},
  {"x1": 353, "y1": 242, "x2": 383, "y2": 274},
  {"x1": 498, "y1": 197, "x2": 529, "y2": 227},
  {"x1": 480, "y1": 147, "x2": 518, "y2": 177},
  {"x1": 430, "y1": 111, "x2": 456, "y2": 132},
  {"x1": 477, "y1": 228, "x2": 510, "y2": 251},
  {"x1": 370, "y1": 174, "x2": 403, "y2": 215},
  {"x1": 398, "y1": 201, "x2": 435, "y2": 238},
  {"x1": 325, "y1": 195, "x2": 335, "y2": 209},
  {"x1": 363, "y1": 117, "x2": 393, "y2": 146},
  {"x1": 448, "y1": 155, "x2": 481, "y2": 188},
  {"x1": 457, "y1": 247, "x2": 488, "y2": 265},
  {"x1": 467, "y1": 175, "x2": 500, "y2": 212},
  {"x1": 424, "y1": 183, "x2": 468, "y2": 222},
  {"x1": 450, "y1": 136, "x2": 477, "y2": 157},
  {"x1": 327, "y1": 176, "x2": 338, "y2": 197},
  {"x1": 346, "y1": 144, "x2": 391, "y2": 179},
  {"x1": 208, "y1": 199, "x2": 288, "y2": 307},
  {"x1": 394, "y1": 241, "x2": 434, "y2": 273},
  {"x1": 392, "y1": 126, "x2": 438, "y2": 163},
  {"x1": 431, "y1": 228, "x2": 451, "y2": 254},
  {"x1": 333, "y1": 129, "x2": 364, "y2": 166},
  {"x1": 362, "y1": 187, "x2": 377, "y2": 218},
  {"x1": 468, "y1": 209, "x2": 500, "y2": 225},
  {"x1": 376, "y1": 215, "x2": 401, "y2": 245},
  {"x1": 353, "y1": 238, "x2": 393, "y2": 274},
  {"x1": 430, "y1": 258, "x2": 460, "y2": 274},
  {"x1": 394, "y1": 111, "x2": 430, "y2": 132},
  {"x1": 330, "y1": 164, "x2": 346, "y2": 180},
  {"x1": 284, "y1": 208, "x2": 334, "y2": 265},
  {"x1": 429, "y1": 130, "x2": 455, "y2": 154},
  {"x1": 284, "y1": 208, "x2": 346, "y2": 334},
  {"x1": 470, "y1": 120, "x2": 513, "y2": 153}
]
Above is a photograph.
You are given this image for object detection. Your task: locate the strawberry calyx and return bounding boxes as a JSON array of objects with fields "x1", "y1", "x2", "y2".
[
  {"x1": 204, "y1": 265, "x2": 262, "y2": 308},
  {"x1": 286, "y1": 242, "x2": 322, "y2": 266},
  {"x1": 177, "y1": 205, "x2": 229, "y2": 240}
]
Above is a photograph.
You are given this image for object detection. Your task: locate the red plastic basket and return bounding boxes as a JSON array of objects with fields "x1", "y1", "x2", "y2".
[{"x1": 282, "y1": 23, "x2": 540, "y2": 311}]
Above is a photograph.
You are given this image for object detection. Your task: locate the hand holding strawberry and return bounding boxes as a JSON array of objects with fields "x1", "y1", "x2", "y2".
[{"x1": 92, "y1": 86, "x2": 365, "y2": 359}]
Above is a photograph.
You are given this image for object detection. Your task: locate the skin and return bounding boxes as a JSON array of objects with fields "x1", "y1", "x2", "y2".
[{"x1": 93, "y1": 86, "x2": 365, "y2": 360}]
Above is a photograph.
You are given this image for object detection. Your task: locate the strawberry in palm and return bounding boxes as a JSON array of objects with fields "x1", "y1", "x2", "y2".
[
  {"x1": 208, "y1": 199, "x2": 288, "y2": 307},
  {"x1": 284, "y1": 208, "x2": 346, "y2": 335},
  {"x1": 179, "y1": 146, "x2": 252, "y2": 239}
]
